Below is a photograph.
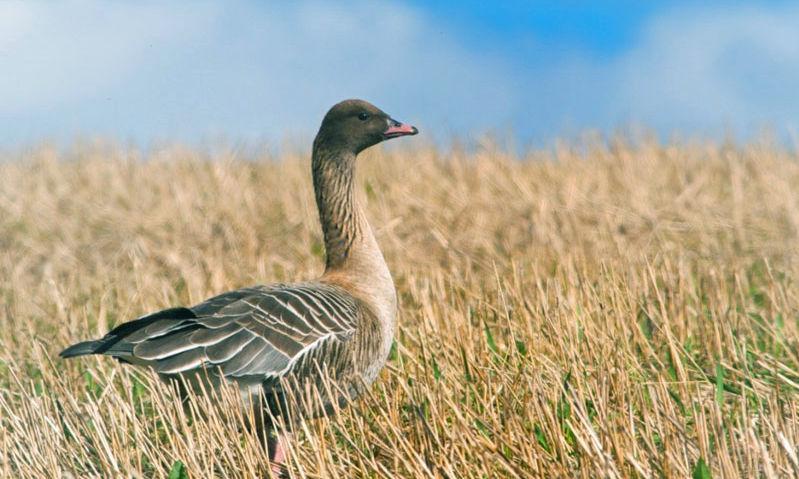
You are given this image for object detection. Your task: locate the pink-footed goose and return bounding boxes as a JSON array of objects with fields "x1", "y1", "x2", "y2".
[{"x1": 60, "y1": 99, "x2": 418, "y2": 475}]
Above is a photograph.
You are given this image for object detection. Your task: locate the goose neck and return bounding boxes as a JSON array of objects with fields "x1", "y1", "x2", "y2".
[{"x1": 312, "y1": 148, "x2": 367, "y2": 271}]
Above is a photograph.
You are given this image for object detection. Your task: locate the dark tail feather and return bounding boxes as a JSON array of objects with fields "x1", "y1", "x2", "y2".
[
  {"x1": 59, "y1": 307, "x2": 197, "y2": 360},
  {"x1": 60, "y1": 340, "x2": 104, "y2": 358}
]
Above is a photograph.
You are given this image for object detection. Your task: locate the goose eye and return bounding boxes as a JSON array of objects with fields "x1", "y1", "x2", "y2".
[{"x1": 358, "y1": 112, "x2": 370, "y2": 121}]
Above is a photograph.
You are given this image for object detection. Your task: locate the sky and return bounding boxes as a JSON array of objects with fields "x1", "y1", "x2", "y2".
[{"x1": 1, "y1": 0, "x2": 798, "y2": 147}]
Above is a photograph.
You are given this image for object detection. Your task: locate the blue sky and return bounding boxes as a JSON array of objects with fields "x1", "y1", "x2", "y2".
[{"x1": 1, "y1": 1, "x2": 797, "y2": 146}]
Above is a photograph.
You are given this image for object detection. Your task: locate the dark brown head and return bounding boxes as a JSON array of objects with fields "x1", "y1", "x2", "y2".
[{"x1": 314, "y1": 99, "x2": 418, "y2": 155}]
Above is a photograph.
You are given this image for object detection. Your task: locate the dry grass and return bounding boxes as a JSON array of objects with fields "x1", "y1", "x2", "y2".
[{"x1": 2, "y1": 137, "x2": 799, "y2": 478}]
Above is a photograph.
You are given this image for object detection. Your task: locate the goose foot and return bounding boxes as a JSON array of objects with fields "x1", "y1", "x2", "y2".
[{"x1": 267, "y1": 432, "x2": 288, "y2": 478}]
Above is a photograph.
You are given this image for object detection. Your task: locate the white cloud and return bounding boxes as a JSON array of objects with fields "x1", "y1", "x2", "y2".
[
  {"x1": 613, "y1": 4, "x2": 799, "y2": 135},
  {"x1": 0, "y1": 1, "x2": 797, "y2": 144},
  {"x1": 0, "y1": 0, "x2": 520, "y2": 144},
  {"x1": 0, "y1": 1, "x2": 219, "y2": 111}
]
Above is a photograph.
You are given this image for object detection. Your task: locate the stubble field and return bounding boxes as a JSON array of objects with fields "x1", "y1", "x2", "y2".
[{"x1": 2, "y1": 137, "x2": 799, "y2": 478}]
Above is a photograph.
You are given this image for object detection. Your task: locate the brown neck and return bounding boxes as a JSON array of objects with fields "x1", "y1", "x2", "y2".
[{"x1": 312, "y1": 144, "x2": 368, "y2": 271}]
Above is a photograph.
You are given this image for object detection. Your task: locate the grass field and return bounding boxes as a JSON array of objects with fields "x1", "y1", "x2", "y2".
[{"x1": 2, "y1": 137, "x2": 799, "y2": 478}]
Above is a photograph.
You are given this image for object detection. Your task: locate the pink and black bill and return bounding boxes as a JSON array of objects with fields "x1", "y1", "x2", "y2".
[{"x1": 383, "y1": 118, "x2": 418, "y2": 139}]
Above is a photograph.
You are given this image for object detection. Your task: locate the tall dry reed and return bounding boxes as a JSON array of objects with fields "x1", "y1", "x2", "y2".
[{"x1": 1, "y1": 137, "x2": 799, "y2": 477}]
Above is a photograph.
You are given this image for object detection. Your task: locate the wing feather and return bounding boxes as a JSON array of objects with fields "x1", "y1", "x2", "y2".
[
  {"x1": 221, "y1": 338, "x2": 268, "y2": 376},
  {"x1": 189, "y1": 323, "x2": 242, "y2": 345},
  {"x1": 133, "y1": 329, "x2": 201, "y2": 360},
  {"x1": 157, "y1": 348, "x2": 207, "y2": 375},
  {"x1": 205, "y1": 330, "x2": 255, "y2": 363}
]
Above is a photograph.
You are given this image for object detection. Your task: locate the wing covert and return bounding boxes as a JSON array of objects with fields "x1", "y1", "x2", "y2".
[{"x1": 126, "y1": 283, "x2": 360, "y2": 383}]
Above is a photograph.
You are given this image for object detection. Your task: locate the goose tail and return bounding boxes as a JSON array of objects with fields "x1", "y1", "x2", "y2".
[{"x1": 60, "y1": 340, "x2": 104, "y2": 359}]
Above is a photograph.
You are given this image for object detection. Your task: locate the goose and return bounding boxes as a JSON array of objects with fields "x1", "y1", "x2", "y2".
[{"x1": 60, "y1": 99, "x2": 418, "y2": 474}]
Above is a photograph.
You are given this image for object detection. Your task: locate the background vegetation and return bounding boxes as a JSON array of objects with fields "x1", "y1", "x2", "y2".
[{"x1": 2, "y1": 137, "x2": 799, "y2": 477}]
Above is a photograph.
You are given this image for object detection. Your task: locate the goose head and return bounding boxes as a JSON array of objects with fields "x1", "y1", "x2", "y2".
[{"x1": 315, "y1": 99, "x2": 418, "y2": 155}]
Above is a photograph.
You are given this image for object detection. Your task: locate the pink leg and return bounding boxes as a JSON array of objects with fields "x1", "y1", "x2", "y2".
[{"x1": 268, "y1": 433, "x2": 287, "y2": 477}]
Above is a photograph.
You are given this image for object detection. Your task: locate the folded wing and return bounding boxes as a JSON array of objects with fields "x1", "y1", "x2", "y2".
[{"x1": 61, "y1": 283, "x2": 360, "y2": 386}]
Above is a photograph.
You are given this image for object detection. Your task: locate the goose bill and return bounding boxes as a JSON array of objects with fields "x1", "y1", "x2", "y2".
[{"x1": 383, "y1": 120, "x2": 418, "y2": 139}]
